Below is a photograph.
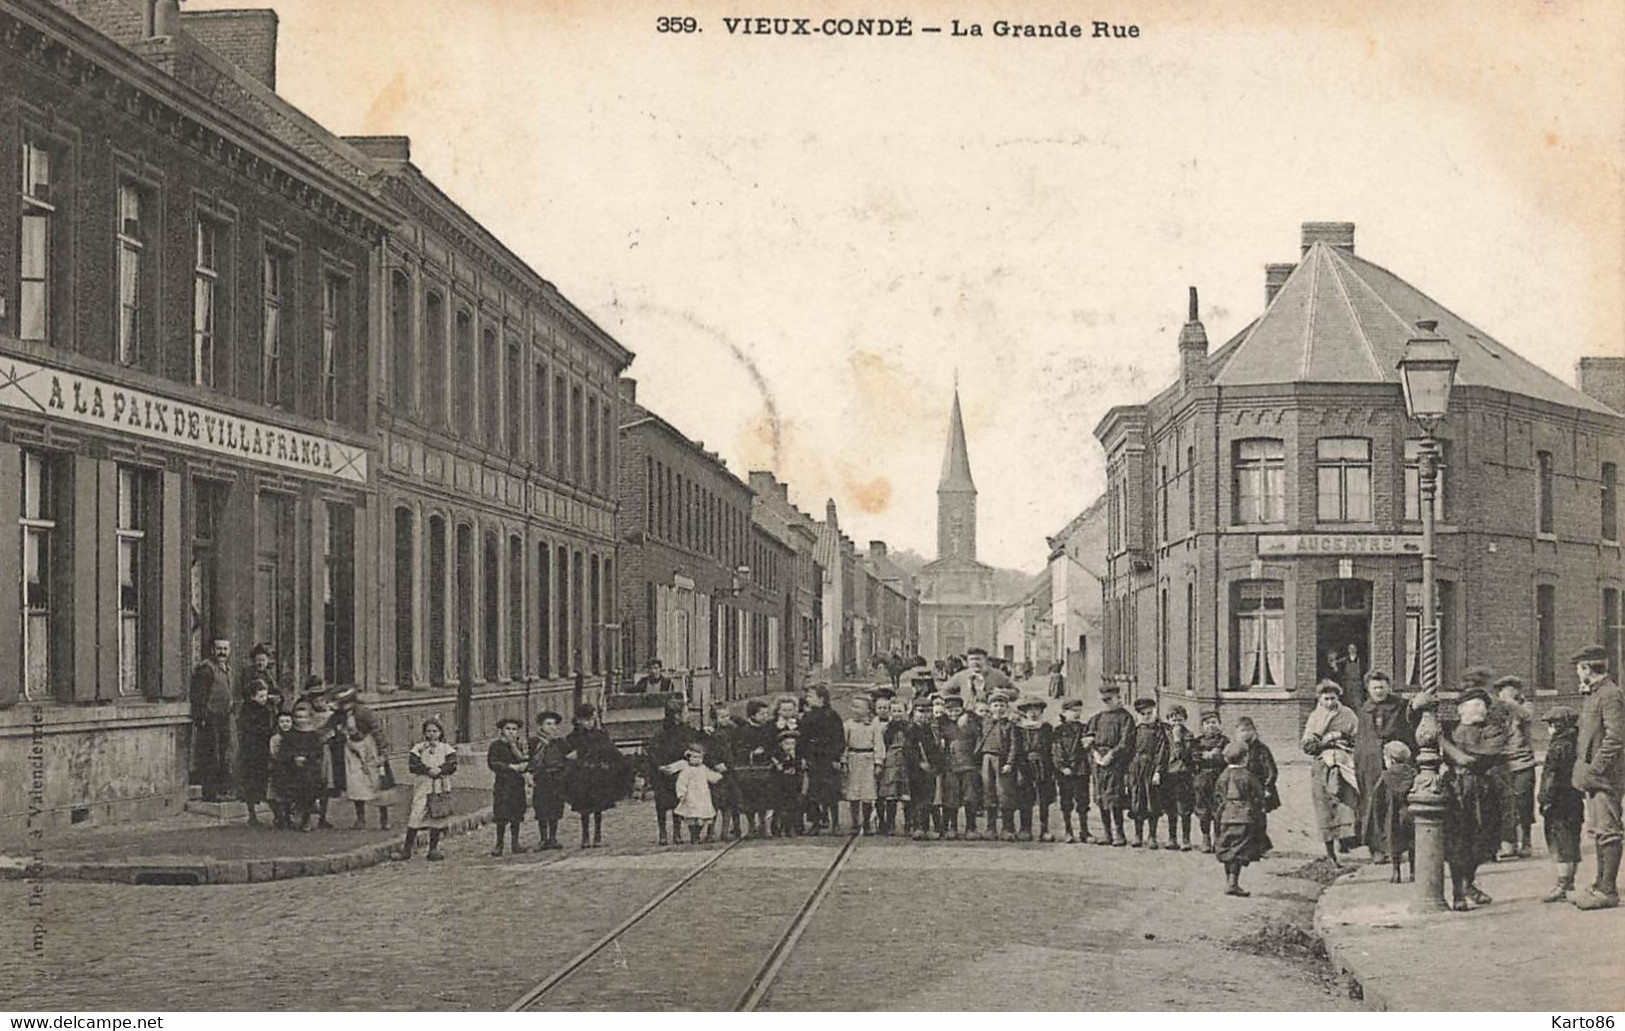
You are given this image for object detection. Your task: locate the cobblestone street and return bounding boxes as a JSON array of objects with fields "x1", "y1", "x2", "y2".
[{"x1": 4, "y1": 783, "x2": 1354, "y2": 1011}]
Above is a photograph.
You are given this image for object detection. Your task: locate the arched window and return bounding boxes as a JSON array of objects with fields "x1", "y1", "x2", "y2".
[{"x1": 390, "y1": 270, "x2": 412, "y2": 411}]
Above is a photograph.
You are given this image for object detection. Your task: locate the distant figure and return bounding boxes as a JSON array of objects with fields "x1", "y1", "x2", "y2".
[
  {"x1": 629, "y1": 658, "x2": 674, "y2": 695},
  {"x1": 190, "y1": 638, "x2": 236, "y2": 802},
  {"x1": 1047, "y1": 660, "x2": 1065, "y2": 700}
]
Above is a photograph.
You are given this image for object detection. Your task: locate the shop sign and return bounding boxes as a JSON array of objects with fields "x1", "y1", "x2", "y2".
[
  {"x1": 0, "y1": 355, "x2": 368, "y2": 485},
  {"x1": 1256, "y1": 533, "x2": 1423, "y2": 557}
]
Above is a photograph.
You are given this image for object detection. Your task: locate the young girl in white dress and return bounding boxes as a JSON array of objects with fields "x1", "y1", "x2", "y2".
[
  {"x1": 662, "y1": 741, "x2": 725, "y2": 844},
  {"x1": 398, "y1": 718, "x2": 458, "y2": 861}
]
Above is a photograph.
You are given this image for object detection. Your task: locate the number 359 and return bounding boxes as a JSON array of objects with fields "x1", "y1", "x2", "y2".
[{"x1": 657, "y1": 16, "x2": 699, "y2": 32}]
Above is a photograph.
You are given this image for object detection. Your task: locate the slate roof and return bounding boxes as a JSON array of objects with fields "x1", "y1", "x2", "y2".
[
  {"x1": 1212, "y1": 241, "x2": 1614, "y2": 415},
  {"x1": 938, "y1": 388, "x2": 976, "y2": 491}
]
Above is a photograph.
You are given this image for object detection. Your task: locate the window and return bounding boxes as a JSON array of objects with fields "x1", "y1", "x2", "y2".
[
  {"x1": 19, "y1": 140, "x2": 55, "y2": 343},
  {"x1": 189, "y1": 478, "x2": 227, "y2": 665},
  {"x1": 587, "y1": 395, "x2": 600, "y2": 493},
  {"x1": 509, "y1": 535, "x2": 524, "y2": 677},
  {"x1": 553, "y1": 374, "x2": 568, "y2": 480},
  {"x1": 767, "y1": 615, "x2": 780, "y2": 672},
  {"x1": 1538, "y1": 451, "x2": 1554, "y2": 535},
  {"x1": 261, "y1": 251, "x2": 286, "y2": 406},
  {"x1": 193, "y1": 221, "x2": 220, "y2": 388},
  {"x1": 571, "y1": 385, "x2": 584, "y2": 484},
  {"x1": 1186, "y1": 445, "x2": 1196, "y2": 533},
  {"x1": 323, "y1": 503, "x2": 355, "y2": 686},
  {"x1": 454, "y1": 311, "x2": 474, "y2": 436},
  {"x1": 1403, "y1": 440, "x2": 1448, "y2": 522},
  {"x1": 1536, "y1": 584, "x2": 1557, "y2": 690},
  {"x1": 427, "y1": 515, "x2": 447, "y2": 685},
  {"x1": 1317, "y1": 438, "x2": 1372, "y2": 522},
  {"x1": 117, "y1": 184, "x2": 147, "y2": 367},
  {"x1": 21, "y1": 452, "x2": 64, "y2": 699},
  {"x1": 602, "y1": 405, "x2": 613, "y2": 499},
  {"x1": 590, "y1": 554, "x2": 602, "y2": 674},
  {"x1": 535, "y1": 363, "x2": 549, "y2": 468},
  {"x1": 116, "y1": 467, "x2": 155, "y2": 696},
  {"x1": 321, "y1": 276, "x2": 345, "y2": 422},
  {"x1": 1603, "y1": 588, "x2": 1622, "y2": 681},
  {"x1": 255, "y1": 492, "x2": 296, "y2": 675},
  {"x1": 1404, "y1": 579, "x2": 1457, "y2": 689},
  {"x1": 394, "y1": 507, "x2": 414, "y2": 686},
  {"x1": 645, "y1": 457, "x2": 655, "y2": 531},
  {"x1": 390, "y1": 271, "x2": 412, "y2": 410},
  {"x1": 1604, "y1": 462, "x2": 1618, "y2": 543},
  {"x1": 1158, "y1": 465, "x2": 1168, "y2": 542},
  {"x1": 1233, "y1": 439, "x2": 1284, "y2": 524},
  {"x1": 1158, "y1": 585, "x2": 1168, "y2": 685},
  {"x1": 571, "y1": 549, "x2": 584, "y2": 674},
  {"x1": 425, "y1": 292, "x2": 447, "y2": 429},
  {"x1": 1231, "y1": 580, "x2": 1285, "y2": 690},
  {"x1": 481, "y1": 328, "x2": 499, "y2": 445},
  {"x1": 483, "y1": 532, "x2": 499, "y2": 678},
  {"x1": 538, "y1": 542, "x2": 552, "y2": 678},
  {"x1": 1185, "y1": 582, "x2": 1195, "y2": 690},
  {"x1": 557, "y1": 544, "x2": 570, "y2": 674},
  {"x1": 507, "y1": 341, "x2": 523, "y2": 454}
]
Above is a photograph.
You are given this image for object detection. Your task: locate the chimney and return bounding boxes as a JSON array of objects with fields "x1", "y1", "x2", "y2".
[
  {"x1": 1301, "y1": 222, "x2": 1355, "y2": 256},
  {"x1": 343, "y1": 135, "x2": 412, "y2": 162},
  {"x1": 869, "y1": 541, "x2": 888, "y2": 560},
  {"x1": 179, "y1": 9, "x2": 280, "y2": 89},
  {"x1": 617, "y1": 377, "x2": 637, "y2": 404},
  {"x1": 825, "y1": 499, "x2": 839, "y2": 529},
  {"x1": 1178, "y1": 286, "x2": 1211, "y2": 391},
  {"x1": 1265, "y1": 263, "x2": 1296, "y2": 306},
  {"x1": 147, "y1": 0, "x2": 180, "y2": 37},
  {"x1": 1578, "y1": 357, "x2": 1625, "y2": 415}
]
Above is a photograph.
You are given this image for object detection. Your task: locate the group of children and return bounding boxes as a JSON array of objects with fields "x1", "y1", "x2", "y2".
[{"x1": 627, "y1": 682, "x2": 1284, "y2": 895}]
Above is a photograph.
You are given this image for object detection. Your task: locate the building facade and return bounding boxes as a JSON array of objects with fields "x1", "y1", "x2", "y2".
[
  {"x1": 749, "y1": 471, "x2": 824, "y2": 689},
  {"x1": 0, "y1": 0, "x2": 392, "y2": 830},
  {"x1": 815, "y1": 499, "x2": 859, "y2": 677},
  {"x1": 1047, "y1": 496, "x2": 1106, "y2": 694},
  {"x1": 917, "y1": 388, "x2": 1000, "y2": 660},
  {"x1": 346, "y1": 135, "x2": 631, "y2": 747},
  {"x1": 1096, "y1": 222, "x2": 1625, "y2": 744},
  {"x1": 617, "y1": 391, "x2": 792, "y2": 711}
]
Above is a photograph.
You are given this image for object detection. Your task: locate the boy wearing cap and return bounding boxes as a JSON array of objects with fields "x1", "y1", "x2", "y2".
[
  {"x1": 708, "y1": 702, "x2": 744, "y2": 842},
  {"x1": 488, "y1": 717, "x2": 531, "y2": 857},
  {"x1": 1085, "y1": 685, "x2": 1135, "y2": 846},
  {"x1": 1013, "y1": 697, "x2": 1054, "y2": 842},
  {"x1": 1439, "y1": 685, "x2": 1504, "y2": 909},
  {"x1": 1214, "y1": 740, "x2": 1270, "y2": 897},
  {"x1": 1372, "y1": 740, "x2": 1417, "y2": 883},
  {"x1": 528, "y1": 711, "x2": 569, "y2": 850},
  {"x1": 1192, "y1": 711, "x2": 1229, "y2": 853},
  {"x1": 940, "y1": 694, "x2": 982, "y2": 839},
  {"x1": 1161, "y1": 705, "x2": 1197, "y2": 851},
  {"x1": 1539, "y1": 705, "x2": 1584, "y2": 902},
  {"x1": 800, "y1": 685, "x2": 845, "y2": 835},
  {"x1": 1571, "y1": 645, "x2": 1624, "y2": 910},
  {"x1": 1126, "y1": 697, "x2": 1169, "y2": 848},
  {"x1": 1235, "y1": 717, "x2": 1280, "y2": 816},
  {"x1": 905, "y1": 697, "x2": 946, "y2": 839},
  {"x1": 1051, "y1": 698, "x2": 1092, "y2": 843},
  {"x1": 1492, "y1": 675, "x2": 1538, "y2": 860},
  {"x1": 976, "y1": 692, "x2": 1020, "y2": 841},
  {"x1": 770, "y1": 729, "x2": 807, "y2": 838}
]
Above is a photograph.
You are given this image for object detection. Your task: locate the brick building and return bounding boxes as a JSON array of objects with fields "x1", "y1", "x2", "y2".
[
  {"x1": 617, "y1": 387, "x2": 793, "y2": 710},
  {"x1": 1096, "y1": 222, "x2": 1625, "y2": 745},
  {"x1": 0, "y1": 0, "x2": 392, "y2": 830},
  {"x1": 1046, "y1": 496, "x2": 1106, "y2": 694},
  {"x1": 343, "y1": 134, "x2": 631, "y2": 746},
  {"x1": 749, "y1": 470, "x2": 824, "y2": 689},
  {"x1": 814, "y1": 499, "x2": 860, "y2": 676}
]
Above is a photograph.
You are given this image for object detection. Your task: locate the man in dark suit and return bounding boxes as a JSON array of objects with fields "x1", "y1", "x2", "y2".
[
  {"x1": 1572, "y1": 645, "x2": 1625, "y2": 910},
  {"x1": 189, "y1": 638, "x2": 236, "y2": 801},
  {"x1": 629, "y1": 658, "x2": 674, "y2": 695}
]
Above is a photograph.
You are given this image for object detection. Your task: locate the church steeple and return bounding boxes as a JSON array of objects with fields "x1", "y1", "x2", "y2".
[{"x1": 937, "y1": 386, "x2": 978, "y2": 561}]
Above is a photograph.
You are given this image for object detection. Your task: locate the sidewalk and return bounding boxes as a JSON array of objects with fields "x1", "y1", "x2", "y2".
[
  {"x1": 3, "y1": 786, "x2": 493, "y2": 885},
  {"x1": 1315, "y1": 852, "x2": 1625, "y2": 1010}
]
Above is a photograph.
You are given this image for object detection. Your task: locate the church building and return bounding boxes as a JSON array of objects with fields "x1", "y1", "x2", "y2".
[{"x1": 917, "y1": 388, "x2": 1002, "y2": 660}]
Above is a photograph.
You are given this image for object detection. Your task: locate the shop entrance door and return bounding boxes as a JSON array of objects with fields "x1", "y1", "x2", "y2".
[{"x1": 1316, "y1": 579, "x2": 1371, "y2": 708}]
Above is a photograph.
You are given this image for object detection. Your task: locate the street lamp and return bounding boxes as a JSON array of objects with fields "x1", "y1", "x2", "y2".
[{"x1": 1397, "y1": 319, "x2": 1458, "y2": 913}]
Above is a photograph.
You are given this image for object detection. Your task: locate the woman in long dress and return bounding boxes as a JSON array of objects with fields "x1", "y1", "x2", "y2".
[
  {"x1": 1302, "y1": 679, "x2": 1360, "y2": 865},
  {"x1": 842, "y1": 694, "x2": 883, "y2": 834},
  {"x1": 333, "y1": 688, "x2": 390, "y2": 830}
]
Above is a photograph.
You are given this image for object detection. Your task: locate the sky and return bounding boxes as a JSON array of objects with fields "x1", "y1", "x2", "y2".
[{"x1": 187, "y1": 0, "x2": 1625, "y2": 572}]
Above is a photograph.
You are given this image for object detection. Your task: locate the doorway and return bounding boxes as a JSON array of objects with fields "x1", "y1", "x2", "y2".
[{"x1": 1317, "y1": 579, "x2": 1371, "y2": 707}]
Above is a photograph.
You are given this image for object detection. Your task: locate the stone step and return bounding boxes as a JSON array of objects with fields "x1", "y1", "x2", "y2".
[{"x1": 184, "y1": 799, "x2": 248, "y2": 820}]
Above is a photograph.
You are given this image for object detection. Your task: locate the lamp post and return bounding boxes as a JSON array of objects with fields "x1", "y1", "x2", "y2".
[{"x1": 1397, "y1": 319, "x2": 1459, "y2": 913}]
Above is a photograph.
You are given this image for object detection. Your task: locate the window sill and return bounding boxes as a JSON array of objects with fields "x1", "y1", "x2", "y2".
[
  {"x1": 1311, "y1": 522, "x2": 1380, "y2": 533},
  {"x1": 1604, "y1": 539, "x2": 1621, "y2": 550},
  {"x1": 1228, "y1": 523, "x2": 1289, "y2": 534},
  {"x1": 1536, "y1": 533, "x2": 1557, "y2": 543},
  {"x1": 1219, "y1": 689, "x2": 1299, "y2": 701}
]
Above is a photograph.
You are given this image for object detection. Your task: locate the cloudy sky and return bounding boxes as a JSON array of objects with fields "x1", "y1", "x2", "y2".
[{"x1": 189, "y1": 0, "x2": 1625, "y2": 572}]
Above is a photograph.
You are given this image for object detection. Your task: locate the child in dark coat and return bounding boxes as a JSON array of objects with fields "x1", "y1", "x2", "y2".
[
  {"x1": 1372, "y1": 740, "x2": 1417, "y2": 883},
  {"x1": 1193, "y1": 711, "x2": 1230, "y2": 853},
  {"x1": 1539, "y1": 706, "x2": 1584, "y2": 902},
  {"x1": 528, "y1": 711, "x2": 569, "y2": 850},
  {"x1": 1215, "y1": 740, "x2": 1270, "y2": 897},
  {"x1": 648, "y1": 701, "x2": 696, "y2": 845},
  {"x1": 487, "y1": 717, "x2": 530, "y2": 857},
  {"x1": 1161, "y1": 705, "x2": 1197, "y2": 851},
  {"x1": 1126, "y1": 698, "x2": 1169, "y2": 848},
  {"x1": 276, "y1": 701, "x2": 327, "y2": 831},
  {"x1": 237, "y1": 681, "x2": 276, "y2": 828},
  {"x1": 1086, "y1": 685, "x2": 1135, "y2": 846},
  {"x1": 1013, "y1": 697, "x2": 1055, "y2": 841},
  {"x1": 565, "y1": 703, "x2": 633, "y2": 849},
  {"x1": 905, "y1": 697, "x2": 945, "y2": 840},
  {"x1": 770, "y1": 731, "x2": 807, "y2": 838},
  {"x1": 1051, "y1": 698, "x2": 1092, "y2": 843}
]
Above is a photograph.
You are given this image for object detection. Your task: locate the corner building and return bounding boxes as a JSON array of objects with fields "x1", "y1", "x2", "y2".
[
  {"x1": 1096, "y1": 222, "x2": 1625, "y2": 743},
  {"x1": 0, "y1": 0, "x2": 391, "y2": 830}
]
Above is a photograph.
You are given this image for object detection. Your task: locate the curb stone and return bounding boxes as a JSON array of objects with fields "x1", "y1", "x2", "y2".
[
  {"x1": 1311, "y1": 869, "x2": 1390, "y2": 1012},
  {"x1": 1, "y1": 806, "x2": 494, "y2": 886}
]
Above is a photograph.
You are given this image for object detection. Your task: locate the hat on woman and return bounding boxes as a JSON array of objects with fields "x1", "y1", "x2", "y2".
[
  {"x1": 574, "y1": 702, "x2": 597, "y2": 721},
  {"x1": 1315, "y1": 680, "x2": 1343, "y2": 698},
  {"x1": 496, "y1": 717, "x2": 522, "y2": 730},
  {"x1": 249, "y1": 642, "x2": 273, "y2": 659},
  {"x1": 1165, "y1": 704, "x2": 1187, "y2": 720},
  {"x1": 331, "y1": 687, "x2": 358, "y2": 705},
  {"x1": 301, "y1": 674, "x2": 327, "y2": 694},
  {"x1": 1060, "y1": 698, "x2": 1084, "y2": 712}
]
